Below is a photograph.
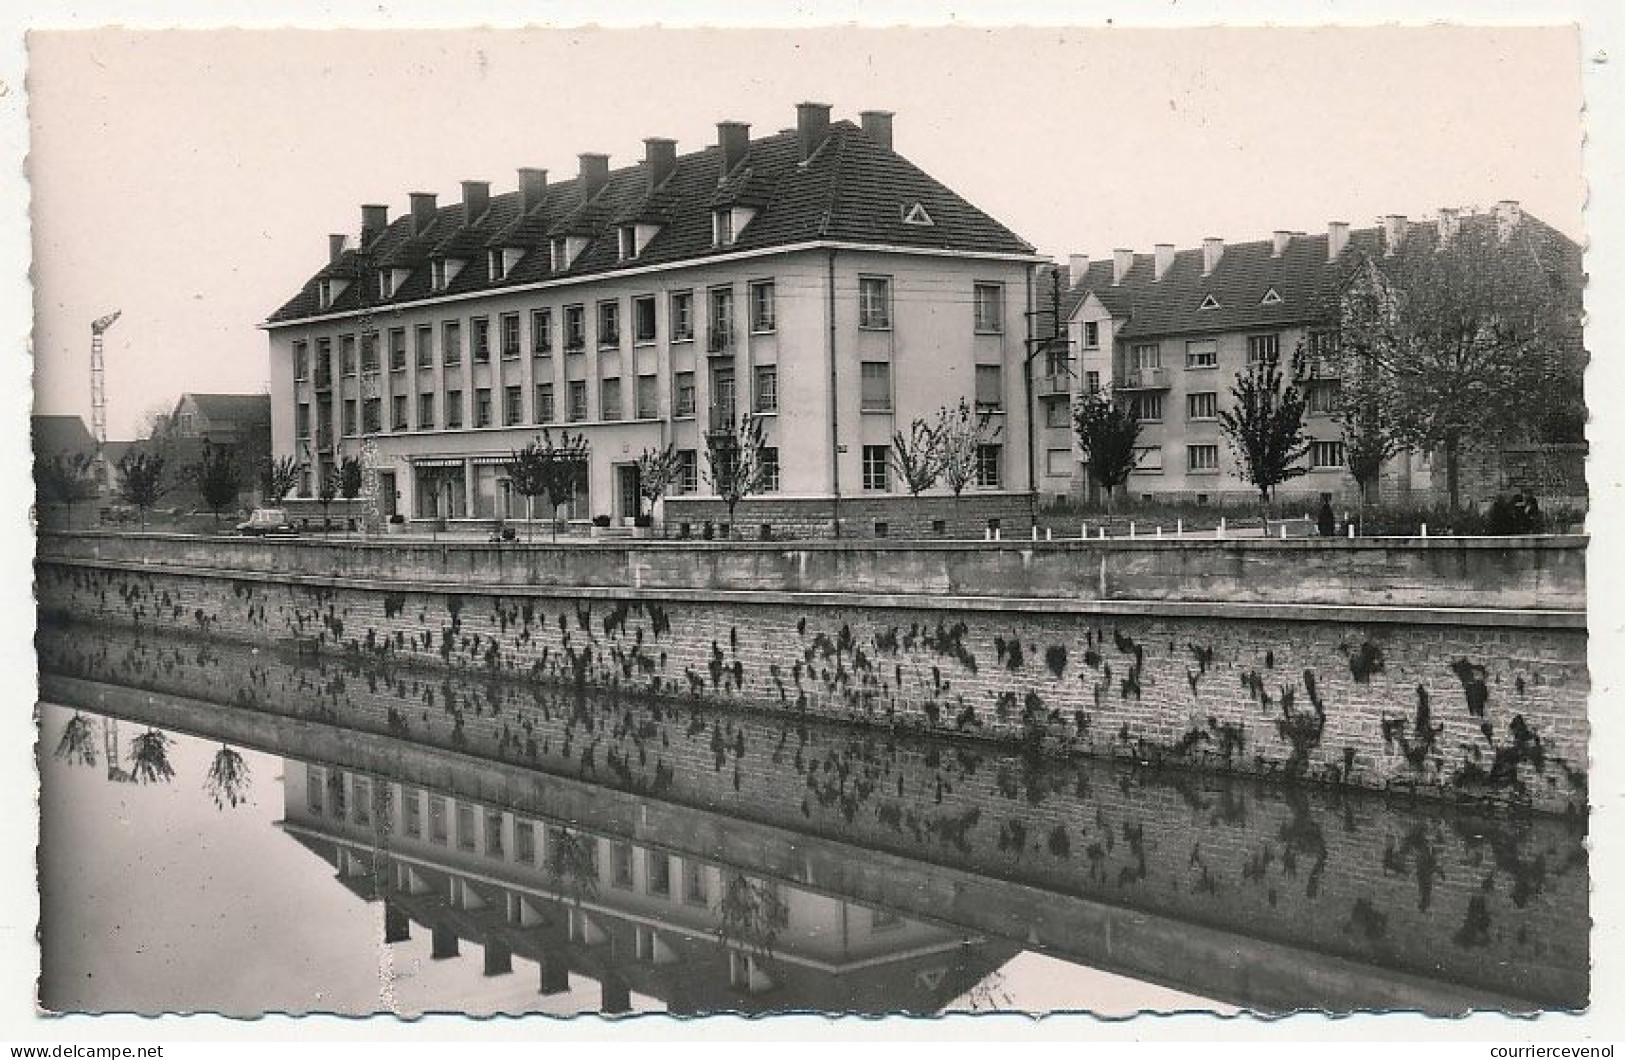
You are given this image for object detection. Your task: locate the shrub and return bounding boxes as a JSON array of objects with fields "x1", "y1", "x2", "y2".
[
  {"x1": 633, "y1": 513, "x2": 653, "y2": 528},
  {"x1": 591, "y1": 514, "x2": 612, "y2": 528},
  {"x1": 1485, "y1": 493, "x2": 1547, "y2": 536},
  {"x1": 388, "y1": 513, "x2": 406, "y2": 525}
]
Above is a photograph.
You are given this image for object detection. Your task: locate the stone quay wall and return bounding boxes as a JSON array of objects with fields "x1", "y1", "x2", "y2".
[{"x1": 34, "y1": 531, "x2": 1589, "y2": 815}]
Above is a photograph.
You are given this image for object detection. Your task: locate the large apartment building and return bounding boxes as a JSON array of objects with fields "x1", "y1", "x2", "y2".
[
  {"x1": 263, "y1": 103, "x2": 1041, "y2": 532},
  {"x1": 1036, "y1": 203, "x2": 1583, "y2": 508}
]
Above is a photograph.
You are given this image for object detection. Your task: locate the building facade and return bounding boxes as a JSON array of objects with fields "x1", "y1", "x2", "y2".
[
  {"x1": 264, "y1": 104, "x2": 1041, "y2": 533},
  {"x1": 1037, "y1": 203, "x2": 1583, "y2": 509}
]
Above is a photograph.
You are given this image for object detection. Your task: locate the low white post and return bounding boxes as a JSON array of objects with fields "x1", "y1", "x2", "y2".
[
  {"x1": 1348, "y1": 523, "x2": 1355, "y2": 539},
  {"x1": 1129, "y1": 521, "x2": 1136, "y2": 538},
  {"x1": 1099, "y1": 526, "x2": 1107, "y2": 539},
  {"x1": 1218, "y1": 516, "x2": 1226, "y2": 539},
  {"x1": 1032, "y1": 526, "x2": 1039, "y2": 542},
  {"x1": 1176, "y1": 518, "x2": 1183, "y2": 537},
  {"x1": 1156, "y1": 525, "x2": 1163, "y2": 538},
  {"x1": 984, "y1": 527, "x2": 992, "y2": 542},
  {"x1": 1420, "y1": 522, "x2": 1428, "y2": 538},
  {"x1": 1081, "y1": 523, "x2": 1088, "y2": 540},
  {"x1": 1045, "y1": 527, "x2": 1052, "y2": 542},
  {"x1": 994, "y1": 527, "x2": 1002, "y2": 541},
  {"x1": 1280, "y1": 523, "x2": 1287, "y2": 540}
]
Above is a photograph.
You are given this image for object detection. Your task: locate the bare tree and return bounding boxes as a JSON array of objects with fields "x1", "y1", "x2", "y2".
[
  {"x1": 262, "y1": 455, "x2": 301, "y2": 504},
  {"x1": 889, "y1": 419, "x2": 942, "y2": 496},
  {"x1": 1337, "y1": 215, "x2": 1583, "y2": 509},
  {"x1": 1070, "y1": 387, "x2": 1144, "y2": 513}
]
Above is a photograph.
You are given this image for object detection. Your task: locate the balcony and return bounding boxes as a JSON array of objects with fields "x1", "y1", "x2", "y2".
[
  {"x1": 1036, "y1": 374, "x2": 1072, "y2": 398},
  {"x1": 706, "y1": 327, "x2": 735, "y2": 355},
  {"x1": 707, "y1": 404, "x2": 739, "y2": 434},
  {"x1": 1306, "y1": 356, "x2": 1341, "y2": 379},
  {"x1": 1118, "y1": 367, "x2": 1170, "y2": 390}
]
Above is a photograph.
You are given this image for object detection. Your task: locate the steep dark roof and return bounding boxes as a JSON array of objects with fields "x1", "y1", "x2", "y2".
[
  {"x1": 1060, "y1": 211, "x2": 1581, "y2": 341},
  {"x1": 268, "y1": 120, "x2": 1034, "y2": 325},
  {"x1": 181, "y1": 393, "x2": 272, "y2": 425}
]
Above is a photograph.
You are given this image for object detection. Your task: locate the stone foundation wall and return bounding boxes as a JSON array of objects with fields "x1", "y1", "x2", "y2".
[
  {"x1": 662, "y1": 493, "x2": 1035, "y2": 540},
  {"x1": 37, "y1": 622, "x2": 1589, "y2": 1008},
  {"x1": 35, "y1": 558, "x2": 1588, "y2": 814}
]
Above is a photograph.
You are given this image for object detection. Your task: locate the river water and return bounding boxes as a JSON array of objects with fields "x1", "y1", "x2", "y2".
[{"x1": 34, "y1": 620, "x2": 1588, "y2": 1017}]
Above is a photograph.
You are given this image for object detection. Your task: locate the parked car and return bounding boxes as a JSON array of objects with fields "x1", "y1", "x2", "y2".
[{"x1": 236, "y1": 508, "x2": 298, "y2": 537}]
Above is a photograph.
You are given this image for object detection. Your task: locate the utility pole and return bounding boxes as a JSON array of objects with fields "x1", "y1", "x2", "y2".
[{"x1": 1022, "y1": 268, "x2": 1066, "y2": 528}]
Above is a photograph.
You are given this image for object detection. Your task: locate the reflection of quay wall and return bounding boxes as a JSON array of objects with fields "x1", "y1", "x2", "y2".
[
  {"x1": 280, "y1": 761, "x2": 1009, "y2": 1015},
  {"x1": 36, "y1": 531, "x2": 1587, "y2": 610},
  {"x1": 36, "y1": 535, "x2": 1589, "y2": 814},
  {"x1": 38, "y1": 624, "x2": 1589, "y2": 1010}
]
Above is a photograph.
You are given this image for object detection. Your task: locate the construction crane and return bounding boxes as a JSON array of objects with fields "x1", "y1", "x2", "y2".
[{"x1": 90, "y1": 310, "x2": 122, "y2": 486}]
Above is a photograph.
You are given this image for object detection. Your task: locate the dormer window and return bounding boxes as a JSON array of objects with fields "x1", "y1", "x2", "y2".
[
  {"x1": 901, "y1": 202, "x2": 935, "y2": 227},
  {"x1": 317, "y1": 280, "x2": 334, "y2": 310},
  {"x1": 1260, "y1": 287, "x2": 1283, "y2": 306},
  {"x1": 488, "y1": 250, "x2": 507, "y2": 282},
  {"x1": 618, "y1": 226, "x2": 637, "y2": 262},
  {"x1": 1199, "y1": 293, "x2": 1221, "y2": 311},
  {"x1": 431, "y1": 259, "x2": 447, "y2": 292},
  {"x1": 377, "y1": 271, "x2": 394, "y2": 300},
  {"x1": 551, "y1": 238, "x2": 569, "y2": 272},
  {"x1": 713, "y1": 209, "x2": 735, "y2": 248}
]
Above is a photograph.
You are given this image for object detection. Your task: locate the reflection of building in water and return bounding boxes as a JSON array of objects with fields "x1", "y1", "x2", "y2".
[{"x1": 280, "y1": 760, "x2": 1012, "y2": 1014}]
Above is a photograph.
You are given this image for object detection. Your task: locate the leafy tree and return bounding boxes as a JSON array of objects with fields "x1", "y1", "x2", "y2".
[
  {"x1": 1217, "y1": 346, "x2": 1312, "y2": 523},
  {"x1": 536, "y1": 429, "x2": 590, "y2": 540},
  {"x1": 1334, "y1": 379, "x2": 1403, "y2": 514},
  {"x1": 262, "y1": 455, "x2": 301, "y2": 503},
  {"x1": 1070, "y1": 387, "x2": 1144, "y2": 513},
  {"x1": 547, "y1": 827, "x2": 600, "y2": 908},
  {"x1": 504, "y1": 440, "x2": 550, "y2": 542},
  {"x1": 717, "y1": 872, "x2": 787, "y2": 967},
  {"x1": 704, "y1": 413, "x2": 772, "y2": 537},
  {"x1": 317, "y1": 465, "x2": 339, "y2": 532},
  {"x1": 337, "y1": 456, "x2": 364, "y2": 503},
  {"x1": 935, "y1": 397, "x2": 1000, "y2": 503},
  {"x1": 193, "y1": 443, "x2": 244, "y2": 527},
  {"x1": 115, "y1": 450, "x2": 168, "y2": 528},
  {"x1": 1337, "y1": 215, "x2": 1583, "y2": 509},
  {"x1": 889, "y1": 419, "x2": 942, "y2": 496},
  {"x1": 636, "y1": 443, "x2": 683, "y2": 522},
  {"x1": 34, "y1": 452, "x2": 98, "y2": 506}
]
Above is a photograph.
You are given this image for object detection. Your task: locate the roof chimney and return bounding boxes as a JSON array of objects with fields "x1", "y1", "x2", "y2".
[
  {"x1": 1067, "y1": 254, "x2": 1090, "y2": 288},
  {"x1": 1272, "y1": 230, "x2": 1292, "y2": 258},
  {"x1": 518, "y1": 168, "x2": 548, "y2": 213},
  {"x1": 1437, "y1": 207, "x2": 1461, "y2": 246},
  {"x1": 1112, "y1": 248, "x2": 1133, "y2": 286},
  {"x1": 860, "y1": 110, "x2": 894, "y2": 152},
  {"x1": 1494, "y1": 200, "x2": 1522, "y2": 242},
  {"x1": 409, "y1": 192, "x2": 438, "y2": 234},
  {"x1": 1154, "y1": 243, "x2": 1175, "y2": 281},
  {"x1": 328, "y1": 233, "x2": 348, "y2": 263},
  {"x1": 360, "y1": 204, "x2": 388, "y2": 247},
  {"x1": 1202, "y1": 237, "x2": 1224, "y2": 276},
  {"x1": 1327, "y1": 221, "x2": 1351, "y2": 262},
  {"x1": 716, "y1": 121, "x2": 750, "y2": 179},
  {"x1": 796, "y1": 101, "x2": 832, "y2": 161},
  {"x1": 461, "y1": 181, "x2": 490, "y2": 225},
  {"x1": 644, "y1": 138, "x2": 677, "y2": 190},
  {"x1": 1383, "y1": 215, "x2": 1409, "y2": 256},
  {"x1": 578, "y1": 155, "x2": 609, "y2": 200}
]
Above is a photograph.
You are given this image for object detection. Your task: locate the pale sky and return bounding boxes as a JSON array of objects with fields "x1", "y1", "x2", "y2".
[{"x1": 27, "y1": 25, "x2": 1584, "y2": 439}]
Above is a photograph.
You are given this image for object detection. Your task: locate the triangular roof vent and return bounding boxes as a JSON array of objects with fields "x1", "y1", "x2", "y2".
[
  {"x1": 1260, "y1": 287, "x2": 1283, "y2": 306},
  {"x1": 901, "y1": 202, "x2": 935, "y2": 227},
  {"x1": 1199, "y1": 293, "x2": 1221, "y2": 311}
]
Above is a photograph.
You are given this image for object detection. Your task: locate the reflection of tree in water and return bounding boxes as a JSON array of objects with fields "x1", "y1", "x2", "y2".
[
  {"x1": 203, "y1": 745, "x2": 252, "y2": 809},
  {"x1": 127, "y1": 728, "x2": 176, "y2": 785},
  {"x1": 958, "y1": 963, "x2": 1015, "y2": 1012},
  {"x1": 52, "y1": 713, "x2": 97, "y2": 768},
  {"x1": 717, "y1": 872, "x2": 787, "y2": 962},
  {"x1": 548, "y1": 828, "x2": 599, "y2": 906}
]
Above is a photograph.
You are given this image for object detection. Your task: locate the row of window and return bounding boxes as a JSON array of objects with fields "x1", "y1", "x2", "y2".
[
  {"x1": 1128, "y1": 331, "x2": 1337, "y2": 371},
  {"x1": 859, "y1": 442, "x2": 1003, "y2": 492},
  {"x1": 305, "y1": 771, "x2": 727, "y2": 907},
  {"x1": 296, "y1": 278, "x2": 1012, "y2": 382},
  {"x1": 1121, "y1": 381, "x2": 1339, "y2": 424},
  {"x1": 1122, "y1": 440, "x2": 1347, "y2": 474}
]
